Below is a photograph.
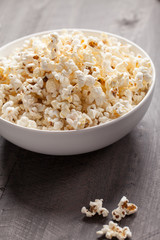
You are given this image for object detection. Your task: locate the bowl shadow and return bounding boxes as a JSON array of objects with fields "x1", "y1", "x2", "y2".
[{"x1": 0, "y1": 129, "x2": 144, "y2": 221}]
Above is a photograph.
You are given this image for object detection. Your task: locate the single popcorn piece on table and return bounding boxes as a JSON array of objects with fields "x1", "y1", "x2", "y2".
[
  {"x1": 112, "y1": 196, "x2": 138, "y2": 221},
  {"x1": 96, "y1": 221, "x2": 132, "y2": 240},
  {"x1": 81, "y1": 199, "x2": 109, "y2": 217}
]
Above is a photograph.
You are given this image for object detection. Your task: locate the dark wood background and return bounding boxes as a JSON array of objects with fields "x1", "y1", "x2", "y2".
[{"x1": 0, "y1": 0, "x2": 160, "y2": 239}]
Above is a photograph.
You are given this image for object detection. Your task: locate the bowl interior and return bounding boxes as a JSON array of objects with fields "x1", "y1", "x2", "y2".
[{"x1": 0, "y1": 29, "x2": 156, "y2": 133}]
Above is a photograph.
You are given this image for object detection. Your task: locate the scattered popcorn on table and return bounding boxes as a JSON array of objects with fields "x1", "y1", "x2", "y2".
[
  {"x1": 0, "y1": 30, "x2": 152, "y2": 130},
  {"x1": 112, "y1": 196, "x2": 138, "y2": 221},
  {"x1": 81, "y1": 199, "x2": 109, "y2": 217},
  {"x1": 96, "y1": 221, "x2": 132, "y2": 240}
]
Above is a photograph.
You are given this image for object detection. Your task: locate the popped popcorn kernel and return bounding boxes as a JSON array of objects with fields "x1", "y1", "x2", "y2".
[
  {"x1": 81, "y1": 199, "x2": 109, "y2": 217},
  {"x1": 96, "y1": 221, "x2": 132, "y2": 240},
  {"x1": 112, "y1": 196, "x2": 138, "y2": 221},
  {"x1": 0, "y1": 30, "x2": 152, "y2": 130}
]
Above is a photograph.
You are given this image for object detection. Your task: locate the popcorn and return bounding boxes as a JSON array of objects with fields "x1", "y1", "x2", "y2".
[
  {"x1": 17, "y1": 116, "x2": 37, "y2": 128},
  {"x1": 1, "y1": 100, "x2": 19, "y2": 121},
  {"x1": 8, "y1": 74, "x2": 22, "y2": 91},
  {"x1": 46, "y1": 79, "x2": 57, "y2": 96},
  {"x1": 75, "y1": 70, "x2": 86, "y2": 88},
  {"x1": 0, "y1": 31, "x2": 152, "y2": 130},
  {"x1": 96, "y1": 221, "x2": 132, "y2": 240},
  {"x1": 85, "y1": 75, "x2": 95, "y2": 87},
  {"x1": 81, "y1": 199, "x2": 109, "y2": 217},
  {"x1": 112, "y1": 196, "x2": 138, "y2": 221}
]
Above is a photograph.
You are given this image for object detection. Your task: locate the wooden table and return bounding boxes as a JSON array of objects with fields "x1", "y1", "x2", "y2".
[{"x1": 0, "y1": 0, "x2": 160, "y2": 239}]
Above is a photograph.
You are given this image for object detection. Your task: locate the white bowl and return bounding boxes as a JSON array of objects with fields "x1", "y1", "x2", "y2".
[{"x1": 0, "y1": 29, "x2": 156, "y2": 155}]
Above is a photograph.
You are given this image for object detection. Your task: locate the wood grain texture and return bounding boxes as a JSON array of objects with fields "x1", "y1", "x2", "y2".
[{"x1": 0, "y1": 0, "x2": 160, "y2": 239}]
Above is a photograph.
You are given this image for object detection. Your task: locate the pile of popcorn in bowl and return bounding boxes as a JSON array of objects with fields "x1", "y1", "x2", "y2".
[{"x1": 0, "y1": 30, "x2": 152, "y2": 131}]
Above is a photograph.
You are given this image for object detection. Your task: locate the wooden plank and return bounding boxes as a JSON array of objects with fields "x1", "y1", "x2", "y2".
[
  {"x1": 0, "y1": 139, "x2": 18, "y2": 199},
  {"x1": 0, "y1": 0, "x2": 160, "y2": 239}
]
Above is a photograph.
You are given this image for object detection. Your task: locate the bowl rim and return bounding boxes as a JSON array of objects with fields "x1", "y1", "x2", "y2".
[{"x1": 0, "y1": 28, "x2": 156, "y2": 134}]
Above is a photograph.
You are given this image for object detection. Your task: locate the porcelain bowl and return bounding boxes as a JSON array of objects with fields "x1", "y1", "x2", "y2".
[{"x1": 0, "y1": 29, "x2": 156, "y2": 155}]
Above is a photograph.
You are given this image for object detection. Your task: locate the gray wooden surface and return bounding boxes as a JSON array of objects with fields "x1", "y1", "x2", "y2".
[{"x1": 0, "y1": 0, "x2": 160, "y2": 239}]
